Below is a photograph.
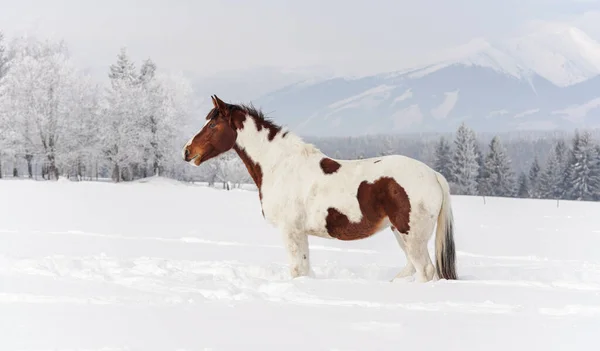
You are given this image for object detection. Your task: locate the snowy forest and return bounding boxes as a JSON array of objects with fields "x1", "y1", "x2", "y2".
[{"x1": 1, "y1": 32, "x2": 600, "y2": 202}]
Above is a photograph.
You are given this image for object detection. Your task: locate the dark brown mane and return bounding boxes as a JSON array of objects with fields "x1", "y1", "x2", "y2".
[{"x1": 230, "y1": 103, "x2": 286, "y2": 141}]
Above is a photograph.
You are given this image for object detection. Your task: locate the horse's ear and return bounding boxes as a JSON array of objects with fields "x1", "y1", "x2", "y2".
[
  {"x1": 212, "y1": 95, "x2": 229, "y2": 117},
  {"x1": 211, "y1": 95, "x2": 218, "y2": 108}
]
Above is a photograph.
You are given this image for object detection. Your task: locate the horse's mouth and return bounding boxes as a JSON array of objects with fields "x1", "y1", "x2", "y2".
[{"x1": 188, "y1": 147, "x2": 216, "y2": 166}]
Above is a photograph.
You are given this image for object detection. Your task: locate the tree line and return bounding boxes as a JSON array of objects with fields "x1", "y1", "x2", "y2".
[
  {"x1": 0, "y1": 32, "x2": 194, "y2": 182},
  {"x1": 431, "y1": 123, "x2": 600, "y2": 201},
  {"x1": 1, "y1": 31, "x2": 599, "y2": 202}
]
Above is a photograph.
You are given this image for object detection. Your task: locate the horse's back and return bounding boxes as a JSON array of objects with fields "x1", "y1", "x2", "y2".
[{"x1": 297, "y1": 153, "x2": 443, "y2": 237}]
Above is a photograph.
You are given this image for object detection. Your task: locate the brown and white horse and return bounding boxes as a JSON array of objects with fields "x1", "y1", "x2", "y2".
[{"x1": 183, "y1": 95, "x2": 457, "y2": 282}]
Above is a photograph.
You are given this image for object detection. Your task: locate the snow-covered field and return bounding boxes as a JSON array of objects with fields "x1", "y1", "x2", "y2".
[{"x1": 1, "y1": 177, "x2": 600, "y2": 351}]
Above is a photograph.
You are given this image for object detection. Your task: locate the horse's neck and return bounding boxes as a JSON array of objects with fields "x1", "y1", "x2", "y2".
[{"x1": 233, "y1": 116, "x2": 321, "y2": 176}]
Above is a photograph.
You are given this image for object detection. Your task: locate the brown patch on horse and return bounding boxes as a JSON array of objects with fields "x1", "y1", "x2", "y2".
[
  {"x1": 233, "y1": 144, "x2": 264, "y2": 215},
  {"x1": 320, "y1": 158, "x2": 341, "y2": 174},
  {"x1": 325, "y1": 177, "x2": 411, "y2": 240}
]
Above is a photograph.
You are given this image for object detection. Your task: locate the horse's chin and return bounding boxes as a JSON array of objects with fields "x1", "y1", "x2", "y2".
[
  {"x1": 191, "y1": 156, "x2": 202, "y2": 166},
  {"x1": 194, "y1": 147, "x2": 219, "y2": 166}
]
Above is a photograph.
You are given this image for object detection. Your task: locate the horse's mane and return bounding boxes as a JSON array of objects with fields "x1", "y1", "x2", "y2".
[
  {"x1": 231, "y1": 103, "x2": 284, "y2": 136},
  {"x1": 231, "y1": 102, "x2": 321, "y2": 156}
]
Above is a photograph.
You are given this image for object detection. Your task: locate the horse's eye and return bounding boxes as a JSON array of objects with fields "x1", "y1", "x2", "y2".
[{"x1": 209, "y1": 122, "x2": 216, "y2": 129}]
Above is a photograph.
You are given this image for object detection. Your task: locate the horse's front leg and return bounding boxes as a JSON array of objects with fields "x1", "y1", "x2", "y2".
[{"x1": 281, "y1": 229, "x2": 312, "y2": 278}]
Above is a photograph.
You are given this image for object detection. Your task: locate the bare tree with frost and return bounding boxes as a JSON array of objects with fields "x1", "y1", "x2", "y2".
[
  {"x1": 0, "y1": 36, "x2": 96, "y2": 180},
  {"x1": 0, "y1": 31, "x2": 10, "y2": 178}
]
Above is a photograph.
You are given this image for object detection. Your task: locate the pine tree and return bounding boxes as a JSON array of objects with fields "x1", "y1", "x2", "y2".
[
  {"x1": 103, "y1": 47, "x2": 142, "y2": 182},
  {"x1": 433, "y1": 136, "x2": 452, "y2": 180},
  {"x1": 479, "y1": 136, "x2": 516, "y2": 197},
  {"x1": 138, "y1": 58, "x2": 156, "y2": 86},
  {"x1": 108, "y1": 47, "x2": 137, "y2": 85},
  {"x1": 565, "y1": 130, "x2": 600, "y2": 201},
  {"x1": 596, "y1": 145, "x2": 600, "y2": 200},
  {"x1": 517, "y1": 172, "x2": 529, "y2": 198},
  {"x1": 538, "y1": 148, "x2": 563, "y2": 199},
  {"x1": 450, "y1": 123, "x2": 480, "y2": 195},
  {"x1": 474, "y1": 140, "x2": 485, "y2": 194},
  {"x1": 554, "y1": 139, "x2": 569, "y2": 198},
  {"x1": 528, "y1": 156, "x2": 541, "y2": 198}
]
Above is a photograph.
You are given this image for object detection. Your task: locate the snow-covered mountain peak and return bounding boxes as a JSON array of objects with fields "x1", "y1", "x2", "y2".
[
  {"x1": 502, "y1": 24, "x2": 600, "y2": 86},
  {"x1": 397, "y1": 25, "x2": 600, "y2": 87},
  {"x1": 405, "y1": 37, "x2": 529, "y2": 80}
]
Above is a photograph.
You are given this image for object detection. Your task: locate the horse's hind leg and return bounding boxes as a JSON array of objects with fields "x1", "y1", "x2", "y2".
[
  {"x1": 389, "y1": 216, "x2": 436, "y2": 283},
  {"x1": 391, "y1": 227, "x2": 416, "y2": 280},
  {"x1": 404, "y1": 231, "x2": 435, "y2": 282}
]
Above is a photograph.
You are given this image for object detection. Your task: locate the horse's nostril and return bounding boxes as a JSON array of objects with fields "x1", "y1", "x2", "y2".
[{"x1": 184, "y1": 149, "x2": 190, "y2": 157}]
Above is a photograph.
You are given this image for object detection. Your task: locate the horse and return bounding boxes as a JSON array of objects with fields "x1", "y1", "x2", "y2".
[{"x1": 183, "y1": 95, "x2": 457, "y2": 282}]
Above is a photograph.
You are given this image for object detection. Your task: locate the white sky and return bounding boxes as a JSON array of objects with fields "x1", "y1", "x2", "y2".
[{"x1": 1, "y1": 0, "x2": 600, "y2": 80}]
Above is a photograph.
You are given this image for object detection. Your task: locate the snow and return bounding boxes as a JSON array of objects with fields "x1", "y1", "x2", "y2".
[
  {"x1": 327, "y1": 84, "x2": 397, "y2": 112},
  {"x1": 513, "y1": 108, "x2": 540, "y2": 119},
  {"x1": 406, "y1": 62, "x2": 454, "y2": 79},
  {"x1": 2, "y1": 177, "x2": 600, "y2": 350},
  {"x1": 430, "y1": 90, "x2": 460, "y2": 120},
  {"x1": 391, "y1": 88, "x2": 413, "y2": 106}
]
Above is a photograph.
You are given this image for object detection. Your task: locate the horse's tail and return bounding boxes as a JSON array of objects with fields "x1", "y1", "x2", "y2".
[{"x1": 434, "y1": 172, "x2": 458, "y2": 280}]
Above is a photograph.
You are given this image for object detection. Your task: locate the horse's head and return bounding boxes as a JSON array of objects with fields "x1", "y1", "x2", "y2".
[{"x1": 183, "y1": 95, "x2": 240, "y2": 166}]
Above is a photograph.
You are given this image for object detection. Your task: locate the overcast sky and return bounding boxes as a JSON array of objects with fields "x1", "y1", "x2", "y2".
[{"x1": 2, "y1": 0, "x2": 600, "y2": 80}]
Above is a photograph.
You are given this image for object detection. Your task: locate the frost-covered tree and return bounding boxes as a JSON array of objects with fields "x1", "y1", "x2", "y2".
[
  {"x1": 59, "y1": 73, "x2": 101, "y2": 180},
  {"x1": 138, "y1": 68, "x2": 193, "y2": 178},
  {"x1": 528, "y1": 156, "x2": 541, "y2": 198},
  {"x1": 473, "y1": 139, "x2": 485, "y2": 194},
  {"x1": 450, "y1": 122, "x2": 479, "y2": 195},
  {"x1": 102, "y1": 47, "x2": 142, "y2": 181},
  {"x1": 517, "y1": 172, "x2": 529, "y2": 198},
  {"x1": 538, "y1": 148, "x2": 564, "y2": 199},
  {"x1": 101, "y1": 48, "x2": 194, "y2": 182},
  {"x1": 108, "y1": 47, "x2": 137, "y2": 86},
  {"x1": 433, "y1": 136, "x2": 452, "y2": 180},
  {"x1": 0, "y1": 36, "x2": 97, "y2": 180},
  {"x1": 214, "y1": 151, "x2": 240, "y2": 189},
  {"x1": 0, "y1": 32, "x2": 8, "y2": 83},
  {"x1": 478, "y1": 136, "x2": 516, "y2": 197},
  {"x1": 0, "y1": 31, "x2": 9, "y2": 178},
  {"x1": 564, "y1": 130, "x2": 600, "y2": 201},
  {"x1": 553, "y1": 139, "x2": 569, "y2": 198}
]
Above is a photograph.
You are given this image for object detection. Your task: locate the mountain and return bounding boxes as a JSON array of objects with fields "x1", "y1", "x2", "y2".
[
  {"x1": 190, "y1": 65, "x2": 335, "y2": 109},
  {"x1": 251, "y1": 25, "x2": 600, "y2": 137}
]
